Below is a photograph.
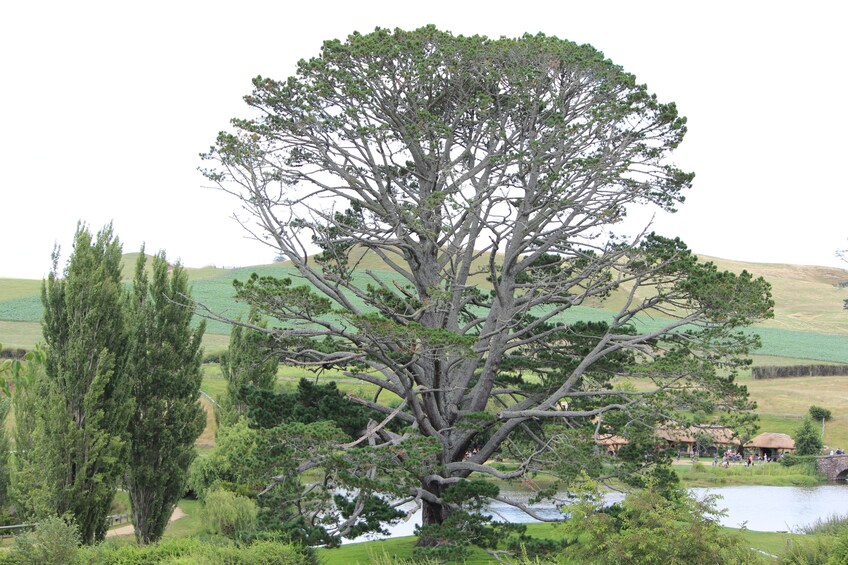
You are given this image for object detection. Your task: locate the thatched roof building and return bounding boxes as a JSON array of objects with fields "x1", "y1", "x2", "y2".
[
  {"x1": 656, "y1": 425, "x2": 738, "y2": 446},
  {"x1": 595, "y1": 434, "x2": 628, "y2": 455},
  {"x1": 744, "y1": 432, "x2": 795, "y2": 454}
]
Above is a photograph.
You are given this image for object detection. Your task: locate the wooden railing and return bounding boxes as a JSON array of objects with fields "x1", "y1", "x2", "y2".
[{"x1": 0, "y1": 513, "x2": 129, "y2": 539}]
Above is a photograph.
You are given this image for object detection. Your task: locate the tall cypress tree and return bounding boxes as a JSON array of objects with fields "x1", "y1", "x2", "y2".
[
  {"x1": 219, "y1": 307, "x2": 278, "y2": 426},
  {"x1": 125, "y1": 250, "x2": 206, "y2": 544},
  {"x1": 38, "y1": 223, "x2": 133, "y2": 544}
]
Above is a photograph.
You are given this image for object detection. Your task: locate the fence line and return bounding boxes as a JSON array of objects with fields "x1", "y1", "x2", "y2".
[{"x1": 0, "y1": 513, "x2": 130, "y2": 539}]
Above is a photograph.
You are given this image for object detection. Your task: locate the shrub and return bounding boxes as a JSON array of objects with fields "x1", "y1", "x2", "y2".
[
  {"x1": 203, "y1": 488, "x2": 258, "y2": 538},
  {"x1": 780, "y1": 453, "x2": 819, "y2": 468},
  {"x1": 809, "y1": 405, "x2": 833, "y2": 422},
  {"x1": 794, "y1": 417, "x2": 824, "y2": 456},
  {"x1": 76, "y1": 537, "x2": 315, "y2": 565},
  {"x1": 9, "y1": 515, "x2": 80, "y2": 565}
]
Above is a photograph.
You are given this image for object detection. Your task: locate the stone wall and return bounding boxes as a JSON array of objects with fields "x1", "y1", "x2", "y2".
[{"x1": 816, "y1": 455, "x2": 848, "y2": 480}]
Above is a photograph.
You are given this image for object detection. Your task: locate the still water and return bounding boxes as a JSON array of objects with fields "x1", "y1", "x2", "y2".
[
  {"x1": 691, "y1": 485, "x2": 848, "y2": 532},
  {"x1": 347, "y1": 484, "x2": 848, "y2": 543}
]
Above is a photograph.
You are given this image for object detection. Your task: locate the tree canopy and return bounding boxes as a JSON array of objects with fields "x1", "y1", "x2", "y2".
[{"x1": 201, "y1": 26, "x2": 773, "y2": 544}]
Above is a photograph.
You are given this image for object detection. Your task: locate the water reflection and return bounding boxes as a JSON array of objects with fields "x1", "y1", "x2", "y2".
[{"x1": 347, "y1": 483, "x2": 848, "y2": 543}]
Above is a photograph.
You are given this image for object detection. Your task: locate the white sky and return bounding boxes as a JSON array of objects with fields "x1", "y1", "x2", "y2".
[{"x1": 1, "y1": 1, "x2": 846, "y2": 279}]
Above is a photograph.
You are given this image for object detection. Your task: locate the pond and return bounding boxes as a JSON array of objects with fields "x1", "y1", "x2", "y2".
[
  {"x1": 692, "y1": 484, "x2": 848, "y2": 532},
  {"x1": 347, "y1": 483, "x2": 848, "y2": 543}
]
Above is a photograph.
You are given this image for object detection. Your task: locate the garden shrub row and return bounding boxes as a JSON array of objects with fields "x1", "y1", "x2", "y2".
[{"x1": 752, "y1": 364, "x2": 848, "y2": 379}]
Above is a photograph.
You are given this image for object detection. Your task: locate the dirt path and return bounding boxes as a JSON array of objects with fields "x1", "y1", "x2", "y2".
[{"x1": 105, "y1": 506, "x2": 186, "y2": 538}]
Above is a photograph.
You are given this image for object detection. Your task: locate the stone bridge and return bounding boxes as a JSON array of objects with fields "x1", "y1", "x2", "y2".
[{"x1": 816, "y1": 455, "x2": 848, "y2": 480}]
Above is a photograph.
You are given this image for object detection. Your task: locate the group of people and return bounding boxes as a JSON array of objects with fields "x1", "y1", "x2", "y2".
[{"x1": 711, "y1": 450, "x2": 779, "y2": 467}]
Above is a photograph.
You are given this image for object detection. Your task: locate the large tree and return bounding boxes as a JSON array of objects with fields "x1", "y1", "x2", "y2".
[
  {"x1": 124, "y1": 250, "x2": 206, "y2": 544},
  {"x1": 27, "y1": 224, "x2": 133, "y2": 543},
  {"x1": 201, "y1": 26, "x2": 773, "y2": 535}
]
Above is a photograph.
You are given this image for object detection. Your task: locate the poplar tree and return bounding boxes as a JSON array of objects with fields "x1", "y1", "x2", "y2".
[
  {"x1": 37, "y1": 224, "x2": 132, "y2": 544},
  {"x1": 219, "y1": 307, "x2": 278, "y2": 425},
  {"x1": 125, "y1": 250, "x2": 206, "y2": 544}
]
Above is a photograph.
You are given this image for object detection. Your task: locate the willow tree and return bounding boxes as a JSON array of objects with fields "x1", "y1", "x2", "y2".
[{"x1": 202, "y1": 27, "x2": 772, "y2": 535}]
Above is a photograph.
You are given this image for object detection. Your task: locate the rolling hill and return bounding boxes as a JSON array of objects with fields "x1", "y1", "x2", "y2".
[{"x1": 1, "y1": 252, "x2": 846, "y2": 362}]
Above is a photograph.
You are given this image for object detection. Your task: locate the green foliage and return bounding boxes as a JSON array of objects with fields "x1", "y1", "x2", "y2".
[
  {"x1": 414, "y1": 509, "x2": 528, "y2": 563},
  {"x1": 779, "y1": 453, "x2": 819, "y2": 468},
  {"x1": 809, "y1": 405, "x2": 833, "y2": 421},
  {"x1": 124, "y1": 249, "x2": 207, "y2": 544},
  {"x1": 219, "y1": 307, "x2": 278, "y2": 426},
  {"x1": 188, "y1": 420, "x2": 271, "y2": 498},
  {"x1": 9, "y1": 515, "x2": 80, "y2": 565},
  {"x1": 780, "y1": 533, "x2": 844, "y2": 565},
  {"x1": 794, "y1": 417, "x2": 824, "y2": 456},
  {"x1": 203, "y1": 488, "x2": 258, "y2": 538},
  {"x1": 16, "y1": 224, "x2": 132, "y2": 544},
  {"x1": 75, "y1": 536, "x2": 316, "y2": 565},
  {"x1": 242, "y1": 378, "x2": 379, "y2": 438},
  {"x1": 557, "y1": 479, "x2": 765, "y2": 564}
]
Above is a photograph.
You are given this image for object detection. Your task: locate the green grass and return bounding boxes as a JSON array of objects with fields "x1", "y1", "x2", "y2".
[
  {"x1": 3, "y1": 253, "x2": 846, "y2": 362},
  {"x1": 0, "y1": 320, "x2": 41, "y2": 350},
  {"x1": 162, "y1": 499, "x2": 204, "y2": 540},
  {"x1": 317, "y1": 522, "x2": 799, "y2": 563},
  {"x1": 674, "y1": 461, "x2": 823, "y2": 487},
  {"x1": 736, "y1": 528, "x2": 805, "y2": 559},
  {"x1": 0, "y1": 279, "x2": 42, "y2": 302}
]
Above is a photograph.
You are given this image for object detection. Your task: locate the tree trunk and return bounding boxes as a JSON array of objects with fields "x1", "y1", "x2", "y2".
[
  {"x1": 416, "y1": 481, "x2": 450, "y2": 547},
  {"x1": 421, "y1": 495, "x2": 449, "y2": 527}
]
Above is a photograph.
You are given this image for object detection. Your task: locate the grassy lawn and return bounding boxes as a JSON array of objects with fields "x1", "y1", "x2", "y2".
[
  {"x1": 673, "y1": 460, "x2": 823, "y2": 487},
  {"x1": 317, "y1": 523, "x2": 799, "y2": 564},
  {"x1": 162, "y1": 499, "x2": 204, "y2": 540}
]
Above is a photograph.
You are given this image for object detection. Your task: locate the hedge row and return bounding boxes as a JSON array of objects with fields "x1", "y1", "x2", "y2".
[
  {"x1": 0, "y1": 348, "x2": 27, "y2": 360},
  {"x1": 752, "y1": 364, "x2": 848, "y2": 380}
]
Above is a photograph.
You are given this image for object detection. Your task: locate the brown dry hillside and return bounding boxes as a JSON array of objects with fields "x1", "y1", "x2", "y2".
[
  {"x1": 279, "y1": 247, "x2": 848, "y2": 331},
  {"x1": 699, "y1": 256, "x2": 848, "y2": 336}
]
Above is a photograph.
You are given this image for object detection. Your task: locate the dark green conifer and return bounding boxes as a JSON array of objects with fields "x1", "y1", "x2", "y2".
[{"x1": 125, "y1": 250, "x2": 206, "y2": 544}]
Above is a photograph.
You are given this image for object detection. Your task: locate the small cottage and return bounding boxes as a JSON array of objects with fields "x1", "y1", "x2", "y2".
[{"x1": 744, "y1": 432, "x2": 795, "y2": 460}]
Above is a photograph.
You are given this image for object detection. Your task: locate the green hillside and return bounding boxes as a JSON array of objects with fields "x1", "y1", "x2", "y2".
[{"x1": 1, "y1": 252, "x2": 846, "y2": 363}]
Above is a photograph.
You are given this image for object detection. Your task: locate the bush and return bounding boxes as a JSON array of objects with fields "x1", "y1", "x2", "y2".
[
  {"x1": 794, "y1": 417, "x2": 824, "y2": 456},
  {"x1": 0, "y1": 349, "x2": 27, "y2": 360},
  {"x1": 9, "y1": 515, "x2": 80, "y2": 565},
  {"x1": 203, "y1": 488, "x2": 258, "y2": 538},
  {"x1": 76, "y1": 537, "x2": 315, "y2": 565},
  {"x1": 780, "y1": 453, "x2": 819, "y2": 468},
  {"x1": 809, "y1": 405, "x2": 833, "y2": 422}
]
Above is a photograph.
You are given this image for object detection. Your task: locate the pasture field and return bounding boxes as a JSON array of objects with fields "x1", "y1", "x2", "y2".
[{"x1": 1, "y1": 253, "x2": 846, "y2": 359}]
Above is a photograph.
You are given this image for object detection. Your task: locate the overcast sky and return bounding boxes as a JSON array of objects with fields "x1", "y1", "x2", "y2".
[{"x1": 1, "y1": 1, "x2": 845, "y2": 279}]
